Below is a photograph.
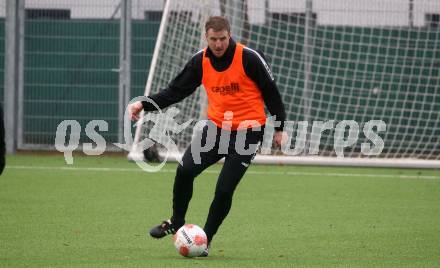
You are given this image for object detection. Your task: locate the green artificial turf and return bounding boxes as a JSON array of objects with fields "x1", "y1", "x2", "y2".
[{"x1": 1, "y1": 154, "x2": 439, "y2": 267}]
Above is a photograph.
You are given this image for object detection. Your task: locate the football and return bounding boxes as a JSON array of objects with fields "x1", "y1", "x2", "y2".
[{"x1": 173, "y1": 224, "x2": 208, "y2": 257}]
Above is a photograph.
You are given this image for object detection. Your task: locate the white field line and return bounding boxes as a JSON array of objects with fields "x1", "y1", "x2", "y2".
[{"x1": 7, "y1": 165, "x2": 440, "y2": 180}]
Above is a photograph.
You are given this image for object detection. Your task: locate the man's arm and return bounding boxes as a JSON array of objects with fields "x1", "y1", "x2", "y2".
[
  {"x1": 129, "y1": 51, "x2": 203, "y2": 120},
  {"x1": 141, "y1": 50, "x2": 204, "y2": 111},
  {"x1": 242, "y1": 47, "x2": 286, "y2": 131}
]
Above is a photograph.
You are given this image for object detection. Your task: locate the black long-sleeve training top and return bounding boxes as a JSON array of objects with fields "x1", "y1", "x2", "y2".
[{"x1": 142, "y1": 39, "x2": 286, "y2": 131}]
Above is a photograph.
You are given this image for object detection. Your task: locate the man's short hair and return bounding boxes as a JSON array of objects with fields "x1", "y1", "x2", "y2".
[{"x1": 205, "y1": 16, "x2": 231, "y2": 33}]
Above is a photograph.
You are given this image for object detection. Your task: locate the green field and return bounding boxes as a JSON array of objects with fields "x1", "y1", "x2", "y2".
[{"x1": 1, "y1": 154, "x2": 439, "y2": 267}]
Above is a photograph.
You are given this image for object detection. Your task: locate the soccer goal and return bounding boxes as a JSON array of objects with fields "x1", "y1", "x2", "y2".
[{"x1": 130, "y1": 0, "x2": 440, "y2": 168}]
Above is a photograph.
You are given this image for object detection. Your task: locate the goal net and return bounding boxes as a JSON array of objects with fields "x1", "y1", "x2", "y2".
[{"x1": 130, "y1": 0, "x2": 440, "y2": 168}]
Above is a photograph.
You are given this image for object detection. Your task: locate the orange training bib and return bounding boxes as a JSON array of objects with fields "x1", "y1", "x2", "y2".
[{"x1": 202, "y1": 43, "x2": 266, "y2": 130}]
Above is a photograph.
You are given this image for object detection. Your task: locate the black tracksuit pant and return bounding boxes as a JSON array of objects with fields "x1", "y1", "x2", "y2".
[{"x1": 171, "y1": 121, "x2": 265, "y2": 242}]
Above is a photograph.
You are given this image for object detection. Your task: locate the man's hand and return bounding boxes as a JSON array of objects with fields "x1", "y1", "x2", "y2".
[
  {"x1": 273, "y1": 130, "x2": 288, "y2": 148},
  {"x1": 128, "y1": 101, "x2": 144, "y2": 121}
]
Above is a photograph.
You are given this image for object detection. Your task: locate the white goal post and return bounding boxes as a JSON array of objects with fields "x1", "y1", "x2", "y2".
[{"x1": 129, "y1": 0, "x2": 440, "y2": 168}]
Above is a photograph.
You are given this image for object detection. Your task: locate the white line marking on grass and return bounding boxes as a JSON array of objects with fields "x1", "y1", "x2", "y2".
[{"x1": 7, "y1": 165, "x2": 440, "y2": 180}]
